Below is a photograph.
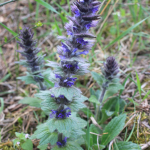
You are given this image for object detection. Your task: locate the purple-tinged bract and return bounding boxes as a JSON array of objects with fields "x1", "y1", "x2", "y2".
[
  {"x1": 102, "y1": 56, "x2": 119, "y2": 81},
  {"x1": 51, "y1": 94, "x2": 71, "y2": 105},
  {"x1": 57, "y1": 0, "x2": 101, "y2": 60},
  {"x1": 55, "y1": 74, "x2": 77, "y2": 87},
  {"x1": 49, "y1": 107, "x2": 71, "y2": 119},
  {"x1": 17, "y1": 27, "x2": 45, "y2": 83},
  {"x1": 57, "y1": 137, "x2": 67, "y2": 147},
  {"x1": 61, "y1": 60, "x2": 79, "y2": 74}
]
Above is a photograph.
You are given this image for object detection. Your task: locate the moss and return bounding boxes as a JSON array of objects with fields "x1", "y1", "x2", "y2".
[
  {"x1": 2, "y1": 146, "x2": 15, "y2": 150},
  {"x1": 8, "y1": 126, "x2": 19, "y2": 138},
  {"x1": 128, "y1": 112, "x2": 150, "y2": 144}
]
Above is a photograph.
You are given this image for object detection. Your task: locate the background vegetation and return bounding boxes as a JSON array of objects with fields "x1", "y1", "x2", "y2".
[{"x1": 0, "y1": 0, "x2": 150, "y2": 149}]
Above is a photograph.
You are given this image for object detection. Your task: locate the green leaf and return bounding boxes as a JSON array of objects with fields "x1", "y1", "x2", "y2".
[
  {"x1": 47, "y1": 117, "x2": 77, "y2": 137},
  {"x1": 104, "y1": 15, "x2": 150, "y2": 49},
  {"x1": 47, "y1": 113, "x2": 86, "y2": 137},
  {"x1": 68, "y1": 95, "x2": 87, "y2": 111},
  {"x1": 0, "y1": 98, "x2": 4, "y2": 114},
  {"x1": 17, "y1": 73, "x2": 36, "y2": 84},
  {"x1": 89, "y1": 124, "x2": 100, "y2": 144},
  {"x1": 80, "y1": 107, "x2": 94, "y2": 118},
  {"x1": 39, "y1": 91, "x2": 87, "y2": 114},
  {"x1": 15, "y1": 132, "x2": 26, "y2": 141},
  {"x1": 91, "y1": 72, "x2": 104, "y2": 86},
  {"x1": 73, "y1": 136, "x2": 85, "y2": 146},
  {"x1": 92, "y1": 144, "x2": 105, "y2": 150},
  {"x1": 71, "y1": 113, "x2": 87, "y2": 128},
  {"x1": 89, "y1": 95, "x2": 100, "y2": 105},
  {"x1": 35, "y1": 0, "x2": 59, "y2": 14},
  {"x1": 142, "y1": 90, "x2": 150, "y2": 101},
  {"x1": 136, "y1": 72, "x2": 141, "y2": 98},
  {"x1": 19, "y1": 97, "x2": 42, "y2": 108},
  {"x1": 101, "y1": 114, "x2": 126, "y2": 146},
  {"x1": 41, "y1": 69, "x2": 54, "y2": 88},
  {"x1": 40, "y1": 132, "x2": 58, "y2": 146},
  {"x1": 50, "y1": 86, "x2": 82, "y2": 101},
  {"x1": 37, "y1": 144, "x2": 48, "y2": 150},
  {"x1": 128, "y1": 98, "x2": 139, "y2": 106},
  {"x1": 52, "y1": 141, "x2": 83, "y2": 150},
  {"x1": 104, "y1": 83, "x2": 124, "y2": 101},
  {"x1": 34, "y1": 90, "x2": 51, "y2": 100},
  {"x1": 100, "y1": 97, "x2": 126, "y2": 124},
  {"x1": 113, "y1": 141, "x2": 141, "y2": 150},
  {"x1": 31, "y1": 123, "x2": 58, "y2": 146},
  {"x1": 70, "y1": 128, "x2": 85, "y2": 140},
  {"x1": 0, "y1": 23, "x2": 18, "y2": 37},
  {"x1": 41, "y1": 97, "x2": 58, "y2": 115},
  {"x1": 13, "y1": 138, "x2": 20, "y2": 148},
  {"x1": 21, "y1": 139, "x2": 33, "y2": 150}
]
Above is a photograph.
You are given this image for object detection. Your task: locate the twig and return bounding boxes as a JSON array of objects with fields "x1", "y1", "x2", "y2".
[
  {"x1": 100, "y1": 0, "x2": 111, "y2": 15},
  {"x1": 121, "y1": 113, "x2": 137, "y2": 133},
  {"x1": 98, "y1": 0, "x2": 107, "y2": 13},
  {"x1": 90, "y1": 117, "x2": 103, "y2": 130},
  {"x1": 137, "y1": 112, "x2": 141, "y2": 138},
  {"x1": 141, "y1": 141, "x2": 150, "y2": 150},
  {"x1": 109, "y1": 139, "x2": 115, "y2": 150},
  {"x1": 0, "y1": 0, "x2": 18, "y2": 7},
  {"x1": 96, "y1": 0, "x2": 119, "y2": 35}
]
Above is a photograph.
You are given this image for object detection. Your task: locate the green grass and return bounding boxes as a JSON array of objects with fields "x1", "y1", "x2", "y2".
[{"x1": 0, "y1": 0, "x2": 150, "y2": 147}]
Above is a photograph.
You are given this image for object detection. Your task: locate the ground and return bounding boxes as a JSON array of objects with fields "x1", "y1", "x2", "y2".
[{"x1": 0, "y1": 0, "x2": 150, "y2": 149}]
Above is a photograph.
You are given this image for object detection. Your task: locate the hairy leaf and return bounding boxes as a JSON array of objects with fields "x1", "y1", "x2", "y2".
[
  {"x1": 19, "y1": 97, "x2": 42, "y2": 108},
  {"x1": 91, "y1": 72, "x2": 104, "y2": 86},
  {"x1": 21, "y1": 139, "x2": 33, "y2": 150},
  {"x1": 101, "y1": 114, "x2": 126, "y2": 146},
  {"x1": 50, "y1": 86, "x2": 82, "y2": 101},
  {"x1": 17, "y1": 73, "x2": 36, "y2": 84},
  {"x1": 113, "y1": 141, "x2": 141, "y2": 150},
  {"x1": 52, "y1": 141, "x2": 83, "y2": 150},
  {"x1": 31, "y1": 123, "x2": 58, "y2": 146},
  {"x1": 104, "y1": 83, "x2": 124, "y2": 101}
]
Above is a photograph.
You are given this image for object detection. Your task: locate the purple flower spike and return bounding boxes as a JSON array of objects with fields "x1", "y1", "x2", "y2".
[
  {"x1": 102, "y1": 56, "x2": 119, "y2": 81},
  {"x1": 49, "y1": 107, "x2": 71, "y2": 119},
  {"x1": 57, "y1": 137, "x2": 67, "y2": 147},
  {"x1": 61, "y1": 61, "x2": 79, "y2": 74},
  {"x1": 55, "y1": 74, "x2": 62, "y2": 79},
  {"x1": 92, "y1": 6, "x2": 99, "y2": 14},
  {"x1": 49, "y1": 110, "x2": 57, "y2": 118},
  {"x1": 57, "y1": 0, "x2": 101, "y2": 59},
  {"x1": 55, "y1": 74, "x2": 77, "y2": 87},
  {"x1": 76, "y1": 38, "x2": 88, "y2": 46},
  {"x1": 51, "y1": 94, "x2": 55, "y2": 98},
  {"x1": 17, "y1": 27, "x2": 45, "y2": 87},
  {"x1": 59, "y1": 95, "x2": 65, "y2": 98}
]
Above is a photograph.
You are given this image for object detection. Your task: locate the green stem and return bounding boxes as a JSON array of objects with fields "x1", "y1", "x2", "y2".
[
  {"x1": 95, "y1": 81, "x2": 109, "y2": 121},
  {"x1": 58, "y1": 133, "x2": 63, "y2": 142},
  {"x1": 0, "y1": 0, "x2": 18, "y2": 7},
  {"x1": 39, "y1": 81, "x2": 46, "y2": 91}
]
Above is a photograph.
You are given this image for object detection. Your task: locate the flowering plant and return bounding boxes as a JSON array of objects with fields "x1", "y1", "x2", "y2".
[
  {"x1": 15, "y1": 0, "x2": 101, "y2": 149},
  {"x1": 15, "y1": 0, "x2": 142, "y2": 150}
]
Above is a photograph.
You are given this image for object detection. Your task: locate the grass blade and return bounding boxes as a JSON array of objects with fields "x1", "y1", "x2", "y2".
[
  {"x1": 136, "y1": 72, "x2": 141, "y2": 98},
  {"x1": 35, "y1": 0, "x2": 59, "y2": 14},
  {"x1": 142, "y1": 90, "x2": 150, "y2": 101},
  {"x1": 0, "y1": 98, "x2": 4, "y2": 113},
  {"x1": 104, "y1": 15, "x2": 150, "y2": 50},
  {"x1": 0, "y1": 23, "x2": 18, "y2": 36}
]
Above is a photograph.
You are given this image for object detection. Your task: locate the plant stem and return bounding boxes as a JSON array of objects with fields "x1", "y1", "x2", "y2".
[
  {"x1": 39, "y1": 81, "x2": 46, "y2": 91},
  {"x1": 58, "y1": 133, "x2": 63, "y2": 142},
  {"x1": 0, "y1": 0, "x2": 18, "y2": 7},
  {"x1": 95, "y1": 81, "x2": 109, "y2": 121}
]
